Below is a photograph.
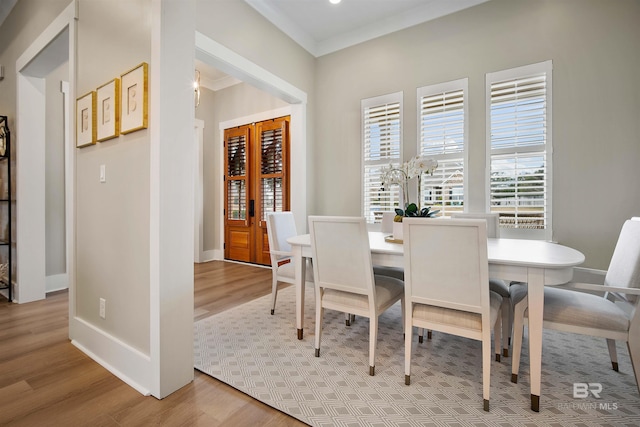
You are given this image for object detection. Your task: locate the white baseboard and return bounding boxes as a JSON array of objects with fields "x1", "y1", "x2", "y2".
[
  {"x1": 70, "y1": 317, "x2": 152, "y2": 396},
  {"x1": 197, "y1": 249, "x2": 221, "y2": 263},
  {"x1": 46, "y1": 273, "x2": 69, "y2": 293}
]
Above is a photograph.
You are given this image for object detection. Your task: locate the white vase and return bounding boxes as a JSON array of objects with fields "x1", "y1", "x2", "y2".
[{"x1": 393, "y1": 221, "x2": 403, "y2": 241}]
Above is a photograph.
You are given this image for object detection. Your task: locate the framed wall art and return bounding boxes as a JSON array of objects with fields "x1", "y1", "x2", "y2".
[
  {"x1": 76, "y1": 91, "x2": 96, "y2": 148},
  {"x1": 120, "y1": 62, "x2": 148, "y2": 134},
  {"x1": 96, "y1": 78, "x2": 120, "y2": 142}
]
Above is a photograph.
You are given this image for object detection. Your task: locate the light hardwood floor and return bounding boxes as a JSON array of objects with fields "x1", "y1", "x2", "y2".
[{"x1": 0, "y1": 261, "x2": 307, "y2": 426}]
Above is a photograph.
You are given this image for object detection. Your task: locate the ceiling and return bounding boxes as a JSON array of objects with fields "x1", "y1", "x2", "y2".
[
  {"x1": 245, "y1": 0, "x2": 489, "y2": 57},
  {"x1": 0, "y1": 0, "x2": 489, "y2": 89},
  {"x1": 202, "y1": 0, "x2": 488, "y2": 89}
]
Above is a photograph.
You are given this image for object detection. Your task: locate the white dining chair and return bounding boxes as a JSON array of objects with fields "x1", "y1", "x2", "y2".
[
  {"x1": 309, "y1": 215, "x2": 404, "y2": 376},
  {"x1": 510, "y1": 218, "x2": 640, "y2": 393},
  {"x1": 371, "y1": 211, "x2": 405, "y2": 281},
  {"x1": 266, "y1": 212, "x2": 313, "y2": 315},
  {"x1": 376, "y1": 211, "x2": 434, "y2": 339},
  {"x1": 452, "y1": 212, "x2": 511, "y2": 358},
  {"x1": 403, "y1": 218, "x2": 502, "y2": 411}
]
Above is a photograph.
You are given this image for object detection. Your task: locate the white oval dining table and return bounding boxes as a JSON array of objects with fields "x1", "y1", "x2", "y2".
[{"x1": 286, "y1": 231, "x2": 585, "y2": 412}]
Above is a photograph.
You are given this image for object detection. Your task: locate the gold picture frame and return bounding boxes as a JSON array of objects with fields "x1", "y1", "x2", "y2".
[
  {"x1": 96, "y1": 78, "x2": 120, "y2": 142},
  {"x1": 76, "y1": 91, "x2": 96, "y2": 148},
  {"x1": 120, "y1": 62, "x2": 148, "y2": 134}
]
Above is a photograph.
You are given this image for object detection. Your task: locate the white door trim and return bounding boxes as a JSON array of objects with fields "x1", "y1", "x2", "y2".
[{"x1": 194, "y1": 119, "x2": 204, "y2": 263}]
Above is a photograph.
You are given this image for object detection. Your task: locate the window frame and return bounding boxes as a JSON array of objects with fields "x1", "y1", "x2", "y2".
[
  {"x1": 485, "y1": 60, "x2": 553, "y2": 240},
  {"x1": 361, "y1": 91, "x2": 403, "y2": 223},
  {"x1": 417, "y1": 78, "x2": 469, "y2": 216}
]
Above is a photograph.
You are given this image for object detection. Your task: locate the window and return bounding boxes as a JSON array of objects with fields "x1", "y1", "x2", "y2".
[
  {"x1": 362, "y1": 92, "x2": 403, "y2": 223},
  {"x1": 418, "y1": 79, "x2": 468, "y2": 217},
  {"x1": 487, "y1": 61, "x2": 552, "y2": 240}
]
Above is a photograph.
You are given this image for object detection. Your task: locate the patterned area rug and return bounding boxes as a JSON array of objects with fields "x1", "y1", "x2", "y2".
[{"x1": 194, "y1": 286, "x2": 640, "y2": 426}]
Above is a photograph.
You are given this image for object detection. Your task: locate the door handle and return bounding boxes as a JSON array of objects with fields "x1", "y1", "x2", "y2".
[{"x1": 249, "y1": 200, "x2": 255, "y2": 217}]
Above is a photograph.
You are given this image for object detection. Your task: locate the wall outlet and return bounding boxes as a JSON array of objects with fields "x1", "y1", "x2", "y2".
[
  {"x1": 99, "y1": 298, "x2": 106, "y2": 319},
  {"x1": 100, "y1": 164, "x2": 106, "y2": 183}
]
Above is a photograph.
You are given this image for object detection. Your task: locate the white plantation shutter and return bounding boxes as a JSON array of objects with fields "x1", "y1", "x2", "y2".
[
  {"x1": 487, "y1": 61, "x2": 552, "y2": 239},
  {"x1": 259, "y1": 125, "x2": 285, "y2": 220},
  {"x1": 418, "y1": 79, "x2": 468, "y2": 216},
  {"x1": 362, "y1": 92, "x2": 403, "y2": 223}
]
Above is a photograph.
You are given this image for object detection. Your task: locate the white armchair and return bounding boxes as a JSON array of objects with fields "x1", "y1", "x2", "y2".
[{"x1": 510, "y1": 219, "x2": 640, "y2": 393}]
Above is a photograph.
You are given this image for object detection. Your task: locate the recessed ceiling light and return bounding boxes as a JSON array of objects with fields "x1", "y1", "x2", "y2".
[{"x1": 329, "y1": 0, "x2": 341, "y2": 4}]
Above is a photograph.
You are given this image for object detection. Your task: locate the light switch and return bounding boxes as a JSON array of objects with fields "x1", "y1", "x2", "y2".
[{"x1": 100, "y1": 164, "x2": 106, "y2": 183}]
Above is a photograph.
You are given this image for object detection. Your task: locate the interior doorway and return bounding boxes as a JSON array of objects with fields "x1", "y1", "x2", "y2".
[
  {"x1": 224, "y1": 116, "x2": 290, "y2": 265},
  {"x1": 16, "y1": 3, "x2": 75, "y2": 303},
  {"x1": 195, "y1": 31, "x2": 307, "y2": 259}
]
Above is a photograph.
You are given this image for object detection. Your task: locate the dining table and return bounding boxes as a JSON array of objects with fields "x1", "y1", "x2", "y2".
[{"x1": 286, "y1": 231, "x2": 585, "y2": 412}]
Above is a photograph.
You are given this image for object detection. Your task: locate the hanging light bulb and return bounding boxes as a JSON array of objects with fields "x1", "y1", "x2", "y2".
[{"x1": 329, "y1": 0, "x2": 341, "y2": 4}]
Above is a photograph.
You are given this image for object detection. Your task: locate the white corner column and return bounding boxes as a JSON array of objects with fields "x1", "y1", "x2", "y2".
[{"x1": 149, "y1": 0, "x2": 196, "y2": 398}]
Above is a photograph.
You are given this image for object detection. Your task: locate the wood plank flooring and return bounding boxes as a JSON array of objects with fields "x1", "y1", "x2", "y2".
[{"x1": 0, "y1": 261, "x2": 307, "y2": 426}]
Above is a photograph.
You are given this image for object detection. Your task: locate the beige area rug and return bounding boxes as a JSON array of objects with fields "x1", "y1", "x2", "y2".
[{"x1": 194, "y1": 285, "x2": 640, "y2": 426}]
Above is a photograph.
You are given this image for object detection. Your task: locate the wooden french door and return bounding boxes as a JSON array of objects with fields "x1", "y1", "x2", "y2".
[{"x1": 224, "y1": 116, "x2": 290, "y2": 265}]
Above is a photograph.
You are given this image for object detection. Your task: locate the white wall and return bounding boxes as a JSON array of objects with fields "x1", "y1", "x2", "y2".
[
  {"x1": 75, "y1": 0, "x2": 152, "y2": 354},
  {"x1": 72, "y1": 0, "x2": 196, "y2": 398},
  {"x1": 313, "y1": 0, "x2": 640, "y2": 270}
]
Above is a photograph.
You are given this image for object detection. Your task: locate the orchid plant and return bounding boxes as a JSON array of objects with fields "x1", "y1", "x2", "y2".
[{"x1": 381, "y1": 155, "x2": 439, "y2": 221}]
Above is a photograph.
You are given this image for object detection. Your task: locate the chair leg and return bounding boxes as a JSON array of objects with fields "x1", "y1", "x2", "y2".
[
  {"x1": 417, "y1": 327, "x2": 431, "y2": 343},
  {"x1": 607, "y1": 339, "x2": 619, "y2": 371},
  {"x1": 345, "y1": 312, "x2": 351, "y2": 326},
  {"x1": 494, "y1": 309, "x2": 502, "y2": 363},
  {"x1": 501, "y1": 298, "x2": 510, "y2": 357},
  {"x1": 482, "y1": 327, "x2": 491, "y2": 411},
  {"x1": 270, "y1": 276, "x2": 278, "y2": 315},
  {"x1": 369, "y1": 315, "x2": 378, "y2": 376},
  {"x1": 627, "y1": 338, "x2": 640, "y2": 394},
  {"x1": 507, "y1": 296, "x2": 513, "y2": 347},
  {"x1": 405, "y1": 309, "x2": 412, "y2": 385},
  {"x1": 511, "y1": 299, "x2": 527, "y2": 383},
  {"x1": 315, "y1": 304, "x2": 324, "y2": 358},
  {"x1": 400, "y1": 296, "x2": 405, "y2": 335}
]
